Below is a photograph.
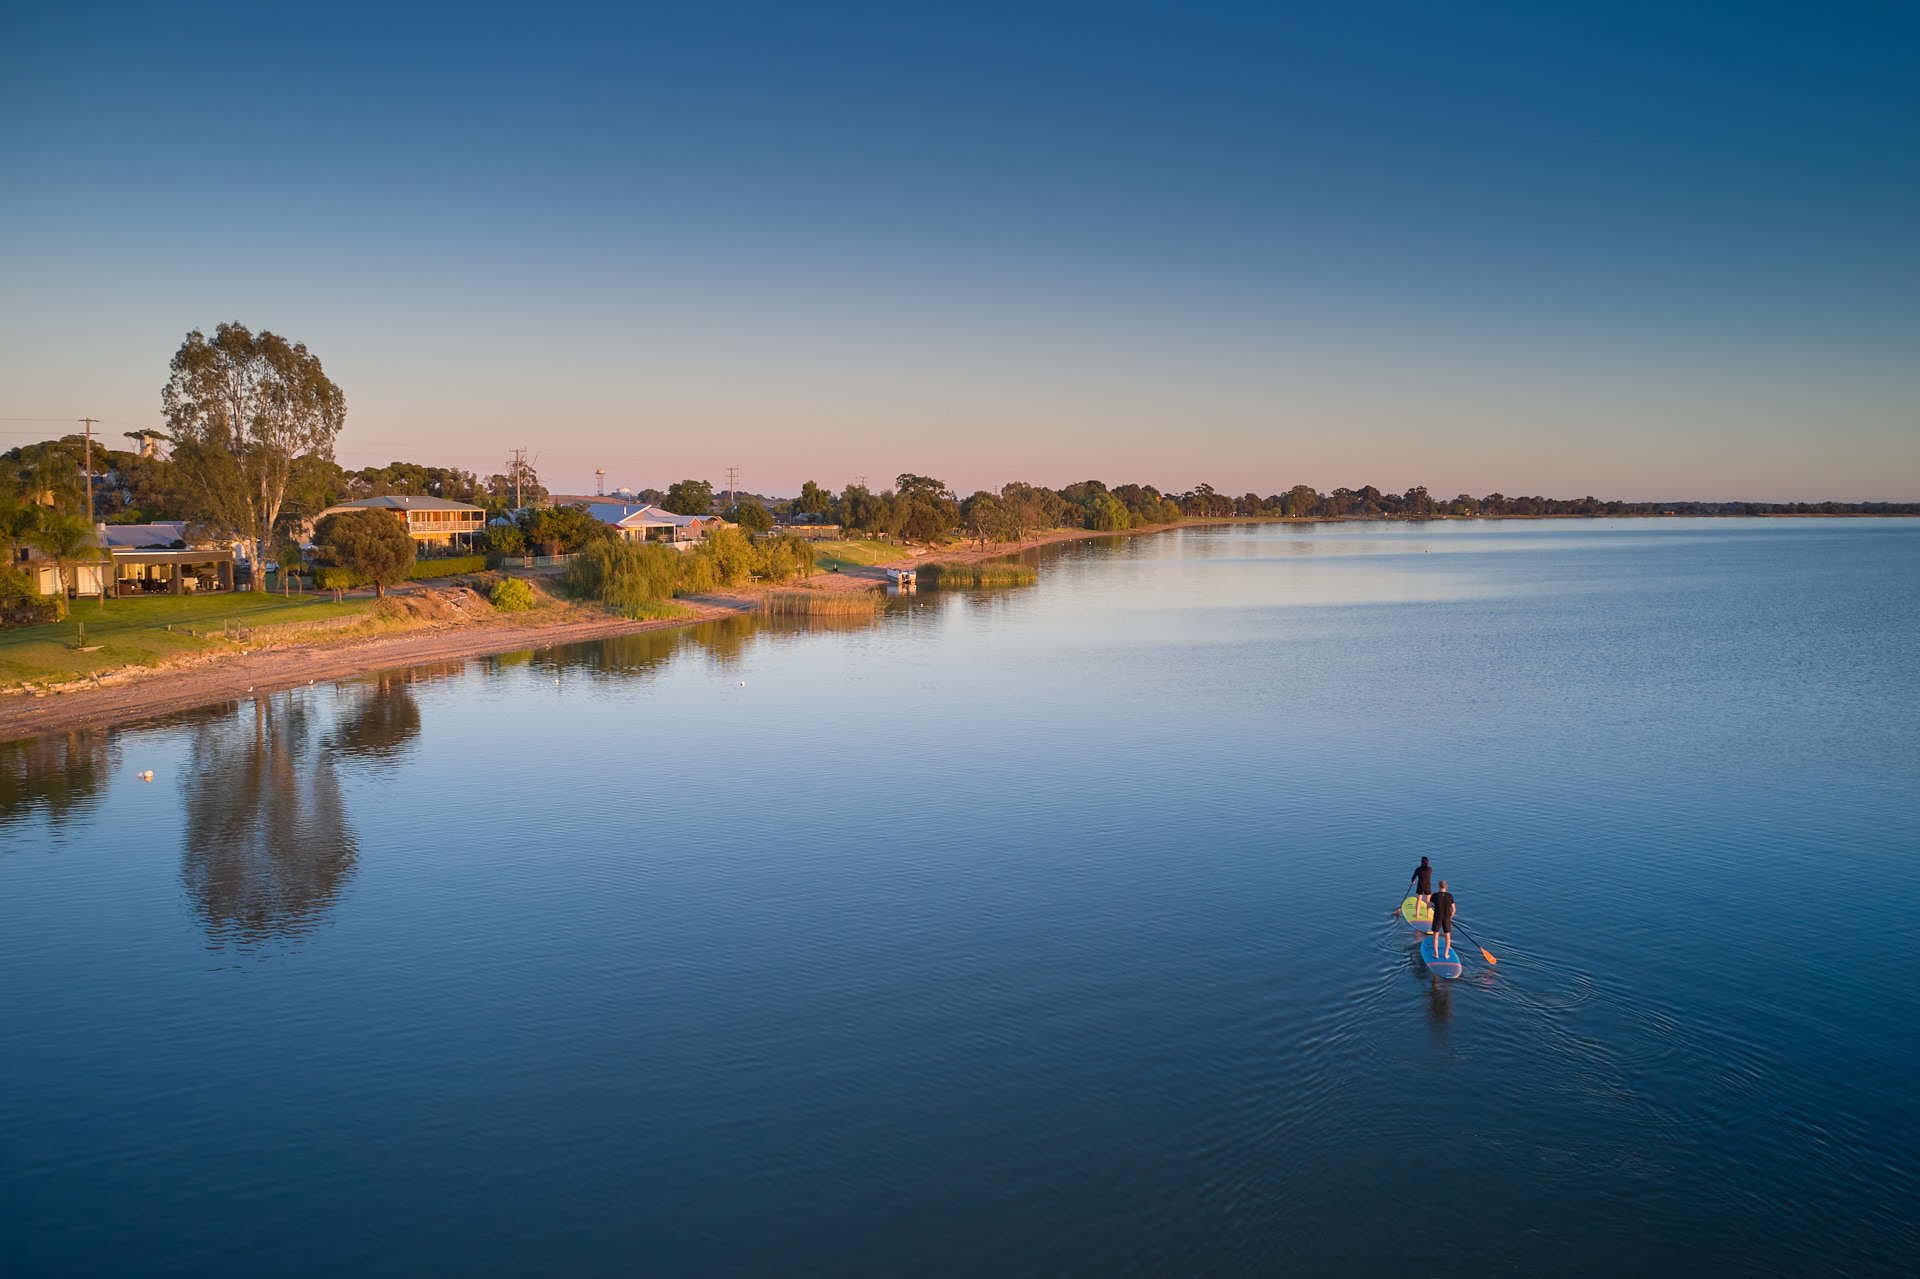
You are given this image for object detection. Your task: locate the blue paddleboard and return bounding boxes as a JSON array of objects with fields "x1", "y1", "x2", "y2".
[{"x1": 1420, "y1": 933, "x2": 1463, "y2": 978}]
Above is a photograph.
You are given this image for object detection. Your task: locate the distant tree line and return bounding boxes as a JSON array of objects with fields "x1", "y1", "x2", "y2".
[{"x1": 7, "y1": 312, "x2": 1917, "y2": 607}]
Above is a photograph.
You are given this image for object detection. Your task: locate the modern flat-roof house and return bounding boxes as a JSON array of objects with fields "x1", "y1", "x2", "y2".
[
  {"x1": 580, "y1": 501, "x2": 712, "y2": 545},
  {"x1": 315, "y1": 495, "x2": 486, "y2": 547},
  {"x1": 16, "y1": 522, "x2": 235, "y2": 597}
]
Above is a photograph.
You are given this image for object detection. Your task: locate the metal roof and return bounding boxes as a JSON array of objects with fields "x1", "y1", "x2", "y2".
[
  {"x1": 98, "y1": 521, "x2": 188, "y2": 549},
  {"x1": 328, "y1": 495, "x2": 484, "y2": 512}
]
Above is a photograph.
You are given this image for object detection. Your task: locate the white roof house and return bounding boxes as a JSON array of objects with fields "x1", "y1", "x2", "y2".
[{"x1": 582, "y1": 502, "x2": 709, "y2": 543}]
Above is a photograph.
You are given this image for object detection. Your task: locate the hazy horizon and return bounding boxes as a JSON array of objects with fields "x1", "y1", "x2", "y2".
[{"x1": 3, "y1": 2, "x2": 1915, "y2": 502}]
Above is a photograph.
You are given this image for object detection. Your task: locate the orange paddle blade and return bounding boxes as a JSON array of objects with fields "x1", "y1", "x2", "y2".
[{"x1": 1479, "y1": 949, "x2": 1498, "y2": 965}]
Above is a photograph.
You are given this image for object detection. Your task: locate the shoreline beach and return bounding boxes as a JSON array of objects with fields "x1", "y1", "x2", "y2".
[
  {"x1": 5, "y1": 512, "x2": 1904, "y2": 742},
  {"x1": 0, "y1": 520, "x2": 1195, "y2": 742}
]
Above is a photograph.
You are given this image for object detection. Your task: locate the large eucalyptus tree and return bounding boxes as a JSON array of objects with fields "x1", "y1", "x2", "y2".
[{"x1": 162, "y1": 323, "x2": 346, "y2": 591}]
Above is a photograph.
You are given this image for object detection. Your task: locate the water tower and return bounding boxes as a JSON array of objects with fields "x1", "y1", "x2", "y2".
[{"x1": 595, "y1": 468, "x2": 606, "y2": 496}]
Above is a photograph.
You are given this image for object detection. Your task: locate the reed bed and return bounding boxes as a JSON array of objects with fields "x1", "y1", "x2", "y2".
[
  {"x1": 762, "y1": 589, "x2": 885, "y2": 615},
  {"x1": 919, "y1": 560, "x2": 1038, "y2": 588}
]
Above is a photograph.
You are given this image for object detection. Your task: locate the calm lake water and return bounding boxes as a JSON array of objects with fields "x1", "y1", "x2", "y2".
[{"x1": 3, "y1": 519, "x2": 1916, "y2": 1277}]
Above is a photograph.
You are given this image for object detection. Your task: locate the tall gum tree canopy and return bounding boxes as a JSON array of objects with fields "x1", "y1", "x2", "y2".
[{"x1": 162, "y1": 323, "x2": 346, "y2": 591}]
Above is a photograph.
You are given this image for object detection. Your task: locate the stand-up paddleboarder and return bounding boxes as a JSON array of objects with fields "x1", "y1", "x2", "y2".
[
  {"x1": 1410, "y1": 857, "x2": 1433, "y2": 906},
  {"x1": 1429, "y1": 881, "x2": 1457, "y2": 960}
]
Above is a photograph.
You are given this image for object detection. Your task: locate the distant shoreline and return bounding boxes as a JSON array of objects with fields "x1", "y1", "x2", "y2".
[{"x1": 4, "y1": 512, "x2": 1912, "y2": 743}]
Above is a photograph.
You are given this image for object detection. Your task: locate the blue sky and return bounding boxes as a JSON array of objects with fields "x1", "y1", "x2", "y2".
[{"x1": 2, "y1": 1, "x2": 1915, "y2": 499}]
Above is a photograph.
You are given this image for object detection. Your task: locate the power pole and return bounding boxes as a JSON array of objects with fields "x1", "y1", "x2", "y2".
[
  {"x1": 509, "y1": 448, "x2": 528, "y2": 508},
  {"x1": 725, "y1": 466, "x2": 740, "y2": 511},
  {"x1": 79, "y1": 418, "x2": 97, "y2": 522},
  {"x1": 854, "y1": 475, "x2": 868, "y2": 490}
]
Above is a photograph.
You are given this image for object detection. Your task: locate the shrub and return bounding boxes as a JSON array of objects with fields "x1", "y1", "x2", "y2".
[
  {"x1": 0, "y1": 564, "x2": 34, "y2": 603},
  {"x1": 625, "y1": 599, "x2": 692, "y2": 621},
  {"x1": 691, "y1": 527, "x2": 757, "y2": 588},
  {"x1": 487, "y1": 524, "x2": 526, "y2": 556},
  {"x1": 490, "y1": 578, "x2": 535, "y2": 611},
  {"x1": 408, "y1": 554, "x2": 487, "y2": 579},
  {"x1": 314, "y1": 565, "x2": 370, "y2": 590},
  {"x1": 758, "y1": 532, "x2": 816, "y2": 583},
  {"x1": 673, "y1": 548, "x2": 716, "y2": 594}
]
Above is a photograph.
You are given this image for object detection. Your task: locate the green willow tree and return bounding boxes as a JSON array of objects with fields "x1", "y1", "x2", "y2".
[{"x1": 162, "y1": 323, "x2": 346, "y2": 592}]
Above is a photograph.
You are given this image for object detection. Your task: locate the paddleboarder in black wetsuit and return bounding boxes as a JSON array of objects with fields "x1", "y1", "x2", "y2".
[
  {"x1": 1410, "y1": 857, "x2": 1433, "y2": 906},
  {"x1": 1429, "y1": 882, "x2": 1456, "y2": 959}
]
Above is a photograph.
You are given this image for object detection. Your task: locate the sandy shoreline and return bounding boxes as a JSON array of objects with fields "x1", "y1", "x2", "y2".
[
  {"x1": 6, "y1": 511, "x2": 1891, "y2": 743},
  {"x1": 0, "y1": 601, "x2": 766, "y2": 742},
  {"x1": 0, "y1": 517, "x2": 1291, "y2": 741}
]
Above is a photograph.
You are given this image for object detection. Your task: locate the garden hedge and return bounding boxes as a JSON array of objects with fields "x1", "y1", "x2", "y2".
[
  {"x1": 409, "y1": 555, "x2": 487, "y2": 579},
  {"x1": 313, "y1": 555, "x2": 486, "y2": 589}
]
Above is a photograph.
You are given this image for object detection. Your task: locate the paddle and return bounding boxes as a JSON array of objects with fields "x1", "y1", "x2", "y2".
[{"x1": 1451, "y1": 920, "x2": 1499, "y2": 966}]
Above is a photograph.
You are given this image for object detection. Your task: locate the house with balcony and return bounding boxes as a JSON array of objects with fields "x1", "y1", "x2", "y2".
[{"x1": 315, "y1": 495, "x2": 486, "y2": 548}]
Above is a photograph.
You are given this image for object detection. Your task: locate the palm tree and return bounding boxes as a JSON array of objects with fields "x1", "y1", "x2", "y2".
[
  {"x1": 0, "y1": 490, "x2": 40, "y2": 566},
  {"x1": 26, "y1": 512, "x2": 107, "y2": 617}
]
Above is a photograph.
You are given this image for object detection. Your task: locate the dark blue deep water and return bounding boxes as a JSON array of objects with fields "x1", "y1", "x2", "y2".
[{"x1": 3, "y1": 519, "x2": 1916, "y2": 1277}]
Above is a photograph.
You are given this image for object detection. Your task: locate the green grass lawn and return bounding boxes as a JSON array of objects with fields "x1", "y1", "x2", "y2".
[
  {"x1": 811, "y1": 539, "x2": 912, "y2": 570},
  {"x1": 0, "y1": 592, "x2": 371, "y2": 688}
]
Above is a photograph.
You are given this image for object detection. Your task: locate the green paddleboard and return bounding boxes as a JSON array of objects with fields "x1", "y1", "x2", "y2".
[{"x1": 1399, "y1": 895, "x2": 1433, "y2": 931}]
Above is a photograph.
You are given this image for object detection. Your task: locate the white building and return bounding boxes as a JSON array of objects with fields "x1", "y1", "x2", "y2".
[
  {"x1": 581, "y1": 502, "x2": 712, "y2": 545},
  {"x1": 17, "y1": 522, "x2": 235, "y2": 597}
]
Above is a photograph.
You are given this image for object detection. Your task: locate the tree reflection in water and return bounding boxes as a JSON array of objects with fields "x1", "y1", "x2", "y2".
[
  {"x1": 181, "y1": 694, "x2": 362, "y2": 953},
  {"x1": 325, "y1": 671, "x2": 424, "y2": 761},
  {"x1": 527, "y1": 609, "x2": 895, "y2": 684},
  {"x1": 0, "y1": 730, "x2": 116, "y2": 833}
]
